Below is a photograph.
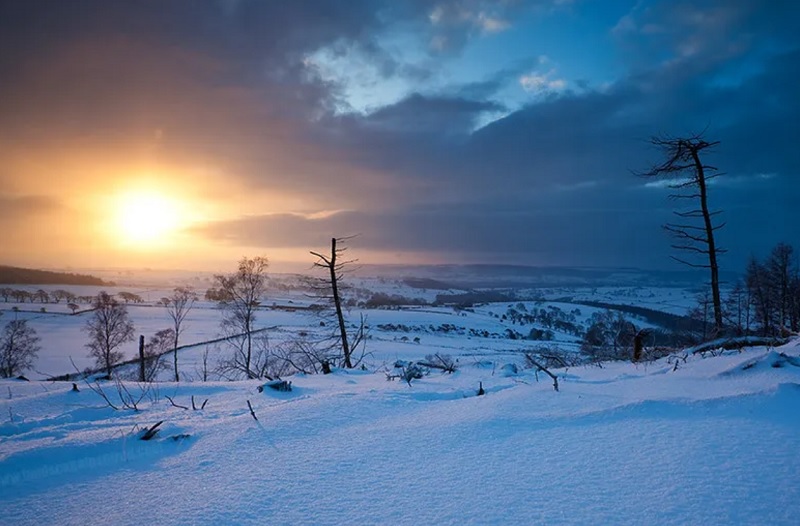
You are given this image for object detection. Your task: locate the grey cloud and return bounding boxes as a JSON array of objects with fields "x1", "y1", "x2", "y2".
[
  {"x1": 1, "y1": 0, "x2": 798, "y2": 270},
  {"x1": 359, "y1": 94, "x2": 505, "y2": 134},
  {"x1": 195, "y1": 192, "x2": 675, "y2": 267}
]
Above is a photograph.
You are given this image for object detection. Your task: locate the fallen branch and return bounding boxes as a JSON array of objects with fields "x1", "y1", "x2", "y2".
[
  {"x1": 166, "y1": 395, "x2": 208, "y2": 411},
  {"x1": 525, "y1": 354, "x2": 559, "y2": 392}
]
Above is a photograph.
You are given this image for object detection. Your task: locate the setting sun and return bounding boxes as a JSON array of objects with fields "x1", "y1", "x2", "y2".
[{"x1": 115, "y1": 191, "x2": 182, "y2": 245}]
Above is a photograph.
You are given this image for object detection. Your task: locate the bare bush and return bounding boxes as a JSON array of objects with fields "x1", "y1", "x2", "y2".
[
  {"x1": 525, "y1": 345, "x2": 581, "y2": 369},
  {"x1": 421, "y1": 353, "x2": 458, "y2": 373},
  {"x1": 392, "y1": 360, "x2": 427, "y2": 386},
  {"x1": 273, "y1": 337, "x2": 334, "y2": 375},
  {"x1": 78, "y1": 372, "x2": 151, "y2": 411},
  {"x1": 217, "y1": 332, "x2": 289, "y2": 380}
]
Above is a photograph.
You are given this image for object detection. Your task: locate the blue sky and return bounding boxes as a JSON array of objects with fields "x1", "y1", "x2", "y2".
[{"x1": 0, "y1": 0, "x2": 797, "y2": 271}]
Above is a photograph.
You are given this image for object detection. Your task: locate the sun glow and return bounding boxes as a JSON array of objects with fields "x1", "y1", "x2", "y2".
[{"x1": 114, "y1": 190, "x2": 183, "y2": 245}]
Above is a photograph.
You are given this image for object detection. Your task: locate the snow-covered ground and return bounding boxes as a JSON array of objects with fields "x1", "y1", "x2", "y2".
[
  {"x1": 539, "y1": 286, "x2": 702, "y2": 315},
  {"x1": 1, "y1": 340, "x2": 799, "y2": 525},
  {"x1": 0, "y1": 289, "x2": 622, "y2": 379}
]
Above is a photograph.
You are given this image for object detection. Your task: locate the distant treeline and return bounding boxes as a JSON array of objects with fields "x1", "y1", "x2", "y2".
[
  {"x1": 434, "y1": 290, "x2": 516, "y2": 305},
  {"x1": 402, "y1": 277, "x2": 455, "y2": 290},
  {"x1": 572, "y1": 300, "x2": 704, "y2": 332},
  {"x1": 0, "y1": 265, "x2": 111, "y2": 286}
]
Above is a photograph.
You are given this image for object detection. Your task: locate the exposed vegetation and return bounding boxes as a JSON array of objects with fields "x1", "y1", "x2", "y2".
[{"x1": 0, "y1": 265, "x2": 110, "y2": 286}]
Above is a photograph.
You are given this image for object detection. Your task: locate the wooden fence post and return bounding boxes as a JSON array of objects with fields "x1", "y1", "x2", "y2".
[{"x1": 138, "y1": 335, "x2": 146, "y2": 382}]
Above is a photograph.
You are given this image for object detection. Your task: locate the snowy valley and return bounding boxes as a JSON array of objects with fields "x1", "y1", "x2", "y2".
[{"x1": 1, "y1": 270, "x2": 798, "y2": 525}]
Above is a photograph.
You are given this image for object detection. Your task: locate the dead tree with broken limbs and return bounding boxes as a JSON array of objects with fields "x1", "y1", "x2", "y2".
[
  {"x1": 639, "y1": 133, "x2": 726, "y2": 334},
  {"x1": 310, "y1": 237, "x2": 366, "y2": 369}
]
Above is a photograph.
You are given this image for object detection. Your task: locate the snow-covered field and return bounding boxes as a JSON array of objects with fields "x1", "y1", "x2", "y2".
[
  {"x1": 539, "y1": 286, "x2": 702, "y2": 315},
  {"x1": 1, "y1": 340, "x2": 799, "y2": 525},
  {"x1": 1, "y1": 280, "x2": 648, "y2": 379},
  {"x1": 3, "y1": 278, "x2": 797, "y2": 525}
]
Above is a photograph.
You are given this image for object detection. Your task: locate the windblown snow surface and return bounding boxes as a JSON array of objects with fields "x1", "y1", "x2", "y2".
[{"x1": 1, "y1": 340, "x2": 799, "y2": 525}]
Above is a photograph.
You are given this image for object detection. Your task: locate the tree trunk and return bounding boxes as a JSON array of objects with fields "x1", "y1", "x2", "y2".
[
  {"x1": 633, "y1": 331, "x2": 643, "y2": 362},
  {"x1": 173, "y1": 333, "x2": 180, "y2": 382},
  {"x1": 329, "y1": 238, "x2": 352, "y2": 368},
  {"x1": 245, "y1": 320, "x2": 252, "y2": 378},
  {"x1": 691, "y1": 148, "x2": 723, "y2": 332}
]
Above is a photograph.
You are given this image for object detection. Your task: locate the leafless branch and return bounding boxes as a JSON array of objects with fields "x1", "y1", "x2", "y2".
[
  {"x1": 165, "y1": 395, "x2": 189, "y2": 410},
  {"x1": 247, "y1": 399, "x2": 258, "y2": 421}
]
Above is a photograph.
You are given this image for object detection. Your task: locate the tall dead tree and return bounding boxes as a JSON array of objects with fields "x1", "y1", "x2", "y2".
[
  {"x1": 310, "y1": 237, "x2": 365, "y2": 369},
  {"x1": 639, "y1": 133, "x2": 725, "y2": 334}
]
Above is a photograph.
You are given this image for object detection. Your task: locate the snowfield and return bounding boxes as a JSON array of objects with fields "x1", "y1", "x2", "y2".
[
  {"x1": 1, "y1": 339, "x2": 799, "y2": 525},
  {"x1": 0, "y1": 278, "x2": 700, "y2": 380}
]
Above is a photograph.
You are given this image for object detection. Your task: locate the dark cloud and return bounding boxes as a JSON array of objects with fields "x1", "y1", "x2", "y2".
[
  {"x1": 195, "y1": 190, "x2": 672, "y2": 268},
  {"x1": 359, "y1": 94, "x2": 504, "y2": 134},
  {"x1": 1, "y1": 0, "x2": 797, "y2": 270}
]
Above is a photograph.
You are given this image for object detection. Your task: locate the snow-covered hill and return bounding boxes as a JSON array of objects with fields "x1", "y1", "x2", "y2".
[{"x1": 2, "y1": 340, "x2": 799, "y2": 525}]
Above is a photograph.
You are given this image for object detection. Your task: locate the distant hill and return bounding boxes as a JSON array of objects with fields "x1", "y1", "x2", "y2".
[
  {"x1": 0, "y1": 265, "x2": 112, "y2": 286},
  {"x1": 357, "y1": 263, "x2": 735, "y2": 289}
]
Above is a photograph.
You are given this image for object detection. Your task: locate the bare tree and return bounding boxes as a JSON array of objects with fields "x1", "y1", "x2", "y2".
[
  {"x1": 0, "y1": 287, "x2": 12, "y2": 302},
  {"x1": 746, "y1": 256, "x2": 773, "y2": 336},
  {"x1": 746, "y1": 243, "x2": 800, "y2": 336},
  {"x1": 33, "y1": 289, "x2": 49, "y2": 303},
  {"x1": 581, "y1": 310, "x2": 637, "y2": 361},
  {"x1": 117, "y1": 291, "x2": 144, "y2": 304},
  {"x1": 213, "y1": 256, "x2": 268, "y2": 378},
  {"x1": 724, "y1": 281, "x2": 751, "y2": 336},
  {"x1": 51, "y1": 289, "x2": 71, "y2": 303},
  {"x1": 310, "y1": 237, "x2": 366, "y2": 369},
  {"x1": 689, "y1": 289, "x2": 713, "y2": 341},
  {"x1": 272, "y1": 336, "x2": 334, "y2": 375},
  {"x1": 11, "y1": 290, "x2": 30, "y2": 303},
  {"x1": 0, "y1": 319, "x2": 41, "y2": 378},
  {"x1": 766, "y1": 243, "x2": 795, "y2": 333},
  {"x1": 159, "y1": 287, "x2": 197, "y2": 382},
  {"x1": 84, "y1": 292, "x2": 135, "y2": 376},
  {"x1": 639, "y1": 133, "x2": 725, "y2": 333}
]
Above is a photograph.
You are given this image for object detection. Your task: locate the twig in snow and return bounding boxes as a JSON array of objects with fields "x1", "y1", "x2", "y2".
[
  {"x1": 165, "y1": 395, "x2": 189, "y2": 410},
  {"x1": 247, "y1": 399, "x2": 258, "y2": 421},
  {"x1": 140, "y1": 420, "x2": 164, "y2": 441}
]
